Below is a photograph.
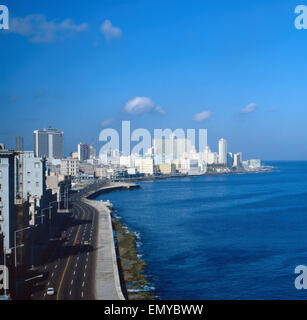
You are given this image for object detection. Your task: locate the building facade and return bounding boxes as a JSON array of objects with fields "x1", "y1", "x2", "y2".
[
  {"x1": 135, "y1": 158, "x2": 155, "y2": 175},
  {"x1": 78, "y1": 142, "x2": 90, "y2": 161},
  {"x1": 60, "y1": 158, "x2": 79, "y2": 176},
  {"x1": 158, "y1": 163, "x2": 176, "y2": 175},
  {"x1": 233, "y1": 152, "x2": 243, "y2": 167},
  {"x1": 0, "y1": 150, "x2": 17, "y2": 250},
  {"x1": 218, "y1": 138, "x2": 227, "y2": 165},
  {"x1": 33, "y1": 127, "x2": 64, "y2": 160}
]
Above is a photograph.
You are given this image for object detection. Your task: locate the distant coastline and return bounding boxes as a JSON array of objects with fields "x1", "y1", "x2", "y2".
[{"x1": 109, "y1": 165, "x2": 275, "y2": 183}]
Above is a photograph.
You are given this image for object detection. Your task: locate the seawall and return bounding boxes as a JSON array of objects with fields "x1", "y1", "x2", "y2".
[{"x1": 82, "y1": 182, "x2": 140, "y2": 300}]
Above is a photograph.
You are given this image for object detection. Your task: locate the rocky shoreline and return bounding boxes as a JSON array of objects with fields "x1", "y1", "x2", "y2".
[{"x1": 112, "y1": 214, "x2": 155, "y2": 300}]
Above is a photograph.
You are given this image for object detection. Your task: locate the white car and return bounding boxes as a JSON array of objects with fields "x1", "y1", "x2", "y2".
[{"x1": 47, "y1": 288, "x2": 55, "y2": 296}]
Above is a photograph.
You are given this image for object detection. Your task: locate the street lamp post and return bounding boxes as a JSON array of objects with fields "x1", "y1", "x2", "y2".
[
  {"x1": 14, "y1": 227, "x2": 31, "y2": 299},
  {"x1": 30, "y1": 214, "x2": 45, "y2": 270},
  {"x1": 14, "y1": 227, "x2": 31, "y2": 269},
  {"x1": 3, "y1": 244, "x2": 24, "y2": 298}
]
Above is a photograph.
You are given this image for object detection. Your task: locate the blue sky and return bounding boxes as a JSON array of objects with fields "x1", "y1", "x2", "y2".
[{"x1": 1, "y1": 0, "x2": 307, "y2": 160}]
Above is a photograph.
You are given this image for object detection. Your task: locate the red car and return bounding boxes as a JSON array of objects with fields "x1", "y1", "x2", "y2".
[{"x1": 74, "y1": 240, "x2": 81, "y2": 246}]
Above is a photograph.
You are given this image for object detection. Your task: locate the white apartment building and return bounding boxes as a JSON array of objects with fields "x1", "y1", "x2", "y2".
[
  {"x1": 61, "y1": 158, "x2": 79, "y2": 176},
  {"x1": 135, "y1": 158, "x2": 154, "y2": 175},
  {"x1": 218, "y1": 138, "x2": 227, "y2": 165},
  {"x1": 245, "y1": 159, "x2": 261, "y2": 169},
  {"x1": 120, "y1": 155, "x2": 135, "y2": 168},
  {"x1": 153, "y1": 137, "x2": 193, "y2": 164}
]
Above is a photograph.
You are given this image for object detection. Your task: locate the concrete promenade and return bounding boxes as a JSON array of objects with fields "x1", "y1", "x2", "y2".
[{"x1": 82, "y1": 182, "x2": 139, "y2": 300}]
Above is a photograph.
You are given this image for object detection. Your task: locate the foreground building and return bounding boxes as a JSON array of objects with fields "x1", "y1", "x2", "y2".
[{"x1": 0, "y1": 150, "x2": 17, "y2": 251}]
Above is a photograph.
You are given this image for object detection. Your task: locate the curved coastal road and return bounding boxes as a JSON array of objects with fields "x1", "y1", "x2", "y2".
[{"x1": 31, "y1": 201, "x2": 98, "y2": 300}]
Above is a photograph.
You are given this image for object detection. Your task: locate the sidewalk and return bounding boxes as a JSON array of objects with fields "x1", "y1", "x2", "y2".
[{"x1": 82, "y1": 198, "x2": 125, "y2": 300}]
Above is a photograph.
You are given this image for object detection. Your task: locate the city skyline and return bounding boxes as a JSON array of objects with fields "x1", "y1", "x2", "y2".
[{"x1": 1, "y1": 0, "x2": 307, "y2": 161}]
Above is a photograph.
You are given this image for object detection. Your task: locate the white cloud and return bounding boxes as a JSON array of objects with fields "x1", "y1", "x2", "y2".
[
  {"x1": 10, "y1": 14, "x2": 88, "y2": 43},
  {"x1": 155, "y1": 106, "x2": 166, "y2": 115},
  {"x1": 240, "y1": 103, "x2": 258, "y2": 114},
  {"x1": 124, "y1": 97, "x2": 155, "y2": 115},
  {"x1": 100, "y1": 20, "x2": 122, "y2": 41},
  {"x1": 124, "y1": 97, "x2": 166, "y2": 116},
  {"x1": 192, "y1": 110, "x2": 212, "y2": 122},
  {"x1": 101, "y1": 119, "x2": 115, "y2": 127}
]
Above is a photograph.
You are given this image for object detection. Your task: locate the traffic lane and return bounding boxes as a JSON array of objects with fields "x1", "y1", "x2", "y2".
[
  {"x1": 80, "y1": 202, "x2": 98, "y2": 300},
  {"x1": 56, "y1": 202, "x2": 88, "y2": 300},
  {"x1": 45, "y1": 204, "x2": 83, "y2": 300},
  {"x1": 32, "y1": 203, "x2": 83, "y2": 300},
  {"x1": 73, "y1": 202, "x2": 97, "y2": 300},
  {"x1": 61, "y1": 202, "x2": 96, "y2": 300}
]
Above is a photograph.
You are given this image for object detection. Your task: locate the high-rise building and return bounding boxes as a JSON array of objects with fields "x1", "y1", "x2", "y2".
[
  {"x1": 89, "y1": 145, "x2": 96, "y2": 159},
  {"x1": 227, "y1": 152, "x2": 234, "y2": 167},
  {"x1": 0, "y1": 150, "x2": 17, "y2": 250},
  {"x1": 233, "y1": 152, "x2": 243, "y2": 167},
  {"x1": 153, "y1": 137, "x2": 193, "y2": 164},
  {"x1": 218, "y1": 138, "x2": 227, "y2": 165},
  {"x1": 78, "y1": 142, "x2": 90, "y2": 161},
  {"x1": 33, "y1": 127, "x2": 64, "y2": 160}
]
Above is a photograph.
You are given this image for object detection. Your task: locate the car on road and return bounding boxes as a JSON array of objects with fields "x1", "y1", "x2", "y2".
[
  {"x1": 47, "y1": 288, "x2": 55, "y2": 296},
  {"x1": 74, "y1": 240, "x2": 81, "y2": 246},
  {"x1": 83, "y1": 241, "x2": 89, "y2": 246}
]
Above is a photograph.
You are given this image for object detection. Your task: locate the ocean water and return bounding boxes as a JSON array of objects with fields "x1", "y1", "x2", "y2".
[{"x1": 97, "y1": 162, "x2": 307, "y2": 300}]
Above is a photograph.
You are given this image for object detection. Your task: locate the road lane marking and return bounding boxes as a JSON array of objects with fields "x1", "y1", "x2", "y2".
[{"x1": 56, "y1": 204, "x2": 86, "y2": 300}]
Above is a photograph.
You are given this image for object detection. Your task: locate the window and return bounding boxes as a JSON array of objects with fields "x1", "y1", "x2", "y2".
[
  {"x1": 36, "y1": 182, "x2": 39, "y2": 187},
  {"x1": 34, "y1": 162, "x2": 40, "y2": 168},
  {"x1": 0, "y1": 184, "x2": 1, "y2": 190},
  {"x1": 0, "y1": 197, "x2": 2, "y2": 202},
  {"x1": 0, "y1": 170, "x2": 2, "y2": 178}
]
